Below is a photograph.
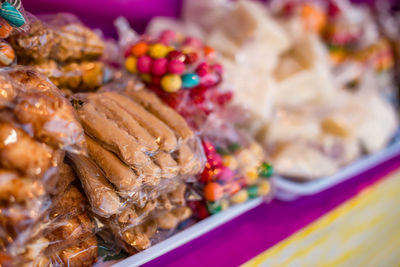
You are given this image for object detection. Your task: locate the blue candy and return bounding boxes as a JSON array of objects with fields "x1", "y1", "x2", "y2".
[
  {"x1": 0, "y1": 2, "x2": 25, "y2": 28},
  {"x1": 181, "y1": 73, "x2": 200, "y2": 89}
]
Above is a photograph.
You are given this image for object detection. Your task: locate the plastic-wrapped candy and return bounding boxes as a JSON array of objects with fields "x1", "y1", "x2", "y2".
[
  {"x1": 119, "y1": 24, "x2": 274, "y2": 216},
  {"x1": 63, "y1": 85, "x2": 205, "y2": 255},
  {"x1": 0, "y1": 67, "x2": 90, "y2": 266},
  {"x1": 0, "y1": 0, "x2": 28, "y2": 67},
  {"x1": 8, "y1": 13, "x2": 111, "y2": 92},
  {"x1": 18, "y1": 165, "x2": 98, "y2": 267}
]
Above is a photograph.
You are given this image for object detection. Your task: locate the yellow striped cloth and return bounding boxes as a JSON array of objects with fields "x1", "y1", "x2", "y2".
[{"x1": 242, "y1": 172, "x2": 400, "y2": 267}]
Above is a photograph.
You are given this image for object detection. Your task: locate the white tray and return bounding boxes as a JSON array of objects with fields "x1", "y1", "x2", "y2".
[
  {"x1": 274, "y1": 139, "x2": 400, "y2": 201},
  {"x1": 112, "y1": 197, "x2": 264, "y2": 267}
]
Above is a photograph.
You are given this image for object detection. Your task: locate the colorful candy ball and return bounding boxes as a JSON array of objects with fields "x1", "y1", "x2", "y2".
[
  {"x1": 258, "y1": 162, "x2": 273, "y2": 178},
  {"x1": 151, "y1": 58, "x2": 168, "y2": 76},
  {"x1": 185, "y1": 52, "x2": 199, "y2": 64},
  {"x1": 196, "y1": 62, "x2": 209, "y2": 77},
  {"x1": 231, "y1": 190, "x2": 248, "y2": 204},
  {"x1": 159, "y1": 29, "x2": 176, "y2": 44},
  {"x1": 137, "y1": 55, "x2": 152, "y2": 73},
  {"x1": 258, "y1": 180, "x2": 271, "y2": 196},
  {"x1": 167, "y1": 50, "x2": 186, "y2": 62},
  {"x1": 204, "y1": 182, "x2": 224, "y2": 202},
  {"x1": 131, "y1": 41, "x2": 148, "y2": 57},
  {"x1": 0, "y1": 41, "x2": 15, "y2": 66},
  {"x1": 0, "y1": 18, "x2": 13, "y2": 38},
  {"x1": 125, "y1": 56, "x2": 137, "y2": 73},
  {"x1": 161, "y1": 74, "x2": 182, "y2": 93},
  {"x1": 168, "y1": 59, "x2": 185, "y2": 75},
  {"x1": 182, "y1": 73, "x2": 200, "y2": 89},
  {"x1": 149, "y1": 43, "x2": 169, "y2": 58}
]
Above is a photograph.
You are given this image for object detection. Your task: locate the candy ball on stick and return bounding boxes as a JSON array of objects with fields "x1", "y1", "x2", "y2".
[{"x1": 124, "y1": 30, "x2": 222, "y2": 94}]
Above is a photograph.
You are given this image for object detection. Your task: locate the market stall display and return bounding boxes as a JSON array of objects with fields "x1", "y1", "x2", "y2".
[{"x1": 0, "y1": 0, "x2": 399, "y2": 266}]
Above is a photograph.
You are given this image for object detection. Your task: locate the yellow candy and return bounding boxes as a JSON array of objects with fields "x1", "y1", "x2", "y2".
[
  {"x1": 182, "y1": 45, "x2": 193, "y2": 54},
  {"x1": 245, "y1": 170, "x2": 259, "y2": 185},
  {"x1": 258, "y1": 180, "x2": 271, "y2": 196},
  {"x1": 125, "y1": 56, "x2": 137, "y2": 73},
  {"x1": 223, "y1": 155, "x2": 238, "y2": 170},
  {"x1": 141, "y1": 73, "x2": 151, "y2": 83},
  {"x1": 149, "y1": 43, "x2": 169, "y2": 58},
  {"x1": 231, "y1": 190, "x2": 248, "y2": 204},
  {"x1": 221, "y1": 199, "x2": 230, "y2": 211},
  {"x1": 161, "y1": 74, "x2": 182, "y2": 93}
]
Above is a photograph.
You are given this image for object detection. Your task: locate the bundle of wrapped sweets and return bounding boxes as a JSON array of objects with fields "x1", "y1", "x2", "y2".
[
  {"x1": 68, "y1": 86, "x2": 205, "y2": 253},
  {"x1": 0, "y1": 2, "x2": 274, "y2": 264},
  {"x1": 147, "y1": 0, "x2": 399, "y2": 180},
  {"x1": 121, "y1": 23, "x2": 273, "y2": 217},
  {"x1": 0, "y1": 67, "x2": 99, "y2": 266},
  {"x1": 8, "y1": 13, "x2": 111, "y2": 94}
]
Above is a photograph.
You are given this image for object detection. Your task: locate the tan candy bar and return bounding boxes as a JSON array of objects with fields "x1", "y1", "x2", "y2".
[
  {"x1": 68, "y1": 154, "x2": 121, "y2": 218},
  {"x1": 78, "y1": 102, "x2": 157, "y2": 174},
  {"x1": 156, "y1": 212, "x2": 179, "y2": 230},
  {"x1": 122, "y1": 227, "x2": 151, "y2": 251},
  {"x1": 127, "y1": 90, "x2": 194, "y2": 141},
  {"x1": 102, "y1": 92, "x2": 178, "y2": 152},
  {"x1": 153, "y1": 151, "x2": 180, "y2": 179},
  {"x1": 55, "y1": 236, "x2": 98, "y2": 267},
  {"x1": 168, "y1": 183, "x2": 186, "y2": 206},
  {"x1": 86, "y1": 135, "x2": 141, "y2": 194},
  {"x1": 89, "y1": 94, "x2": 158, "y2": 154},
  {"x1": 177, "y1": 143, "x2": 203, "y2": 176}
]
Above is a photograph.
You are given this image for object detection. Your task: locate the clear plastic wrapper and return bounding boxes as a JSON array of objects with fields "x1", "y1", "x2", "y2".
[
  {"x1": 118, "y1": 21, "x2": 274, "y2": 218},
  {"x1": 8, "y1": 13, "x2": 113, "y2": 92},
  {"x1": 62, "y1": 84, "x2": 205, "y2": 256},
  {"x1": 69, "y1": 89, "x2": 205, "y2": 208},
  {"x1": 146, "y1": 0, "x2": 398, "y2": 181},
  {"x1": 0, "y1": 0, "x2": 28, "y2": 67},
  {"x1": 0, "y1": 66, "x2": 91, "y2": 266},
  {"x1": 97, "y1": 183, "x2": 192, "y2": 255},
  {"x1": 20, "y1": 166, "x2": 98, "y2": 267}
]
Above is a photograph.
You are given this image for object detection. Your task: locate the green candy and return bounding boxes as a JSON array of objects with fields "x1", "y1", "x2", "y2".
[
  {"x1": 206, "y1": 201, "x2": 222, "y2": 214},
  {"x1": 228, "y1": 143, "x2": 241, "y2": 153},
  {"x1": 216, "y1": 147, "x2": 229, "y2": 156},
  {"x1": 247, "y1": 186, "x2": 258, "y2": 199},
  {"x1": 0, "y1": 2, "x2": 25, "y2": 28},
  {"x1": 258, "y1": 162, "x2": 273, "y2": 178}
]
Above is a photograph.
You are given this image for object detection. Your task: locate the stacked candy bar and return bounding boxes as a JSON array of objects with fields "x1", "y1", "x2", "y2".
[
  {"x1": 0, "y1": 67, "x2": 98, "y2": 266},
  {"x1": 9, "y1": 13, "x2": 110, "y2": 94},
  {"x1": 68, "y1": 88, "x2": 204, "y2": 254}
]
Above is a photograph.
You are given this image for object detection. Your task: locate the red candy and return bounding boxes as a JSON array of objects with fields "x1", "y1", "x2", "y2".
[
  {"x1": 217, "y1": 167, "x2": 235, "y2": 181},
  {"x1": 159, "y1": 29, "x2": 176, "y2": 44},
  {"x1": 168, "y1": 59, "x2": 185, "y2": 75},
  {"x1": 151, "y1": 75, "x2": 162, "y2": 86},
  {"x1": 152, "y1": 58, "x2": 168, "y2": 76},
  {"x1": 196, "y1": 62, "x2": 209, "y2": 77},
  {"x1": 167, "y1": 50, "x2": 186, "y2": 62},
  {"x1": 137, "y1": 55, "x2": 152, "y2": 73},
  {"x1": 185, "y1": 52, "x2": 199, "y2": 64},
  {"x1": 212, "y1": 63, "x2": 224, "y2": 74},
  {"x1": 183, "y1": 37, "x2": 203, "y2": 49}
]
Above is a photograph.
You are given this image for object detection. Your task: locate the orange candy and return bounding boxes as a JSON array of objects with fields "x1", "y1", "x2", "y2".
[
  {"x1": 0, "y1": 41, "x2": 15, "y2": 66},
  {"x1": 0, "y1": 18, "x2": 13, "y2": 39},
  {"x1": 203, "y1": 46, "x2": 215, "y2": 57},
  {"x1": 300, "y1": 3, "x2": 326, "y2": 33},
  {"x1": 131, "y1": 41, "x2": 149, "y2": 57},
  {"x1": 204, "y1": 182, "x2": 223, "y2": 202}
]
